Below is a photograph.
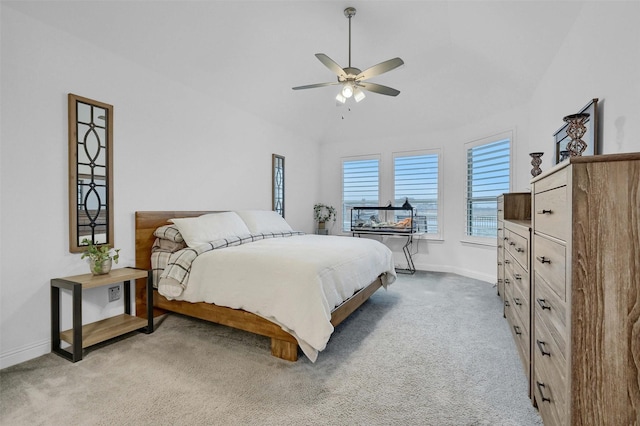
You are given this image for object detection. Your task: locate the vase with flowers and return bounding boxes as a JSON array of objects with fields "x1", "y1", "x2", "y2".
[{"x1": 313, "y1": 203, "x2": 336, "y2": 230}]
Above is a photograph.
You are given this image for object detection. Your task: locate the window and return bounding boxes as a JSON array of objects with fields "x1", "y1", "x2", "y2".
[
  {"x1": 465, "y1": 134, "x2": 511, "y2": 239},
  {"x1": 394, "y1": 150, "x2": 441, "y2": 237},
  {"x1": 342, "y1": 156, "x2": 380, "y2": 231}
]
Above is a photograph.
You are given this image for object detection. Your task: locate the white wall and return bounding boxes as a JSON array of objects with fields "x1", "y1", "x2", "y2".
[
  {"x1": 319, "y1": 0, "x2": 640, "y2": 284},
  {"x1": 527, "y1": 1, "x2": 640, "y2": 167},
  {"x1": 0, "y1": 7, "x2": 320, "y2": 368}
]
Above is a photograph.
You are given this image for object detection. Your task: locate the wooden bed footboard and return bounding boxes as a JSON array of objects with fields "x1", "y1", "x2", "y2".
[{"x1": 134, "y1": 211, "x2": 383, "y2": 362}]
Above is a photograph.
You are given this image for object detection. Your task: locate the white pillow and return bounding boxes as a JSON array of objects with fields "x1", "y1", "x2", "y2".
[
  {"x1": 235, "y1": 210, "x2": 293, "y2": 234},
  {"x1": 170, "y1": 212, "x2": 250, "y2": 248}
]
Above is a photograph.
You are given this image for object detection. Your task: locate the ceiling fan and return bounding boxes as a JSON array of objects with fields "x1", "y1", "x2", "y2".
[{"x1": 292, "y1": 7, "x2": 404, "y2": 104}]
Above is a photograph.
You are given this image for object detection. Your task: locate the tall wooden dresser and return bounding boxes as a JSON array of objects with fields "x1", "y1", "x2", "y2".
[
  {"x1": 497, "y1": 193, "x2": 531, "y2": 301},
  {"x1": 530, "y1": 153, "x2": 640, "y2": 425},
  {"x1": 497, "y1": 192, "x2": 532, "y2": 396}
]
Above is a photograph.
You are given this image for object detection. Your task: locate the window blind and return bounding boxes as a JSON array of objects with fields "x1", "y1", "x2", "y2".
[
  {"x1": 466, "y1": 138, "x2": 510, "y2": 237},
  {"x1": 342, "y1": 158, "x2": 379, "y2": 231},
  {"x1": 394, "y1": 153, "x2": 439, "y2": 234}
]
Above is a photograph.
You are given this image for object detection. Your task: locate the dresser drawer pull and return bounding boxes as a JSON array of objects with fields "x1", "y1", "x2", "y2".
[
  {"x1": 536, "y1": 256, "x2": 551, "y2": 264},
  {"x1": 498, "y1": 261, "x2": 502, "y2": 266},
  {"x1": 509, "y1": 242, "x2": 516, "y2": 246},
  {"x1": 536, "y1": 298, "x2": 551, "y2": 310},
  {"x1": 515, "y1": 247, "x2": 524, "y2": 253},
  {"x1": 498, "y1": 244, "x2": 503, "y2": 249},
  {"x1": 497, "y1": 279, "x2": 503, "y2": 284},
  {"x1": 536, "y1": 381, "x2": 551, "y2": 403},
  {"x1": 536, "y1": 340, "x2": 551, "y2": 356},
  {"x1": 497, "y1": 227, "x2": 503, "y2": 231},
  {"x1": 504, "y1": 237, "x2": 509, "y2": 241},
  {"x1": 536, "y1": 209, "x2": 553, "y2": 215},
  {"x1": 504, "y1": 279, "x2": 510, "y2": 285},
  {"x1": 504, "y1": 300, "x2": 510, "y2": 307},
  {"x1": 513, "y1": 297, "x2": 522, "y2": 306},
  {"x1": 513, "y1": 325, "x2": 522, "y2": 335},
  {"x1": 514, "y1": 274, "x2": 522, "y2": 280},
  {"x1": 504, "y1": 259, "x2": 511, "y2": 264}
]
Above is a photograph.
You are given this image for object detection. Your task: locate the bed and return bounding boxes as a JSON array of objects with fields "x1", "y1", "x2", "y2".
[{"x1": 134, "y1": 210, "x2": 396, "y2": 362}]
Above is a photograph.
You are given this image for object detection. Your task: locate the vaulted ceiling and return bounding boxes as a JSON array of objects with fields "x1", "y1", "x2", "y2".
[{"x1": 7, "y1": 1, "x2": 582, "y2": 142}]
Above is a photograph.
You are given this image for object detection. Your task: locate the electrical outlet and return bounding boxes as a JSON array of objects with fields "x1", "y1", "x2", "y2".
[{"x1": 108, "y1": 285, "x2": 121, "y2": 302}]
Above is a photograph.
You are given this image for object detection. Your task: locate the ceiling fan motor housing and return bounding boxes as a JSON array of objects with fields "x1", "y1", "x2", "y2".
[{"x1": 339, "y1": 67, "x2": 363, "y2": 82}]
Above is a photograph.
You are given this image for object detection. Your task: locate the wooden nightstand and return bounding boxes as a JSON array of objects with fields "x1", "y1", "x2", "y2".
[{"x1": 51, "y1": 267, "x2": 153, "y2": 362}]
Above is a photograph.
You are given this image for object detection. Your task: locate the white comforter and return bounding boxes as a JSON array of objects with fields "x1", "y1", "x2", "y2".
[{"x1": 158, "y1": 234, "x2": 396, "y2": 362}]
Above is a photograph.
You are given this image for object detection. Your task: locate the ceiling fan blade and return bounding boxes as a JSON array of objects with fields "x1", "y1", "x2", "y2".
[
  {"x1": 315, "y1": 53, "x2": 347, "y2": 78},
  {"x1": 356, "y1": 57, "x2": 404, "y2": 81},
  {"x1": 292, "y1": 82, "x2": 341, "y2": 90},
  {"x1": 358, "y1": 82, "x2": 400, "y2": 97}
]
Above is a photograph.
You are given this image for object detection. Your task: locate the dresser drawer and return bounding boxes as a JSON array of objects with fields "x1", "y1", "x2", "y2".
[
  {"x1": 497, "y1": 220, "x2": 505, "y2": 263},
  {"x1": 534, "y1": 273, "x2": 567, "y2": 360},
  {"x1": 534, "y1": 309, "x2": 567, "y2": 370},
  {"x1": 509, "y1": 271, "x2": 530, "y2": 335},
  {"x1": 534, "y1": 186, "x2": 569, "y2": 241},
  {"x1": 534, "y1": 339, "x2": 567, "y2": 426},
  {"x1": 505, "y1": 251, "x2": 529, "y2": 314},
  {"x1": 505, "y1": 229, "x2": 529, "y2": 271},
  {"x1": 534, "y1": 308, "x2": 567, "y2": 425},
  {"x1": 505, "y1": 300, "x2": 530, "y2": 380},
  {"x1": 505, "y1": 252, "x2": 528, "y2": 296},
  {"x1": 533, "y1": 235, "x2": 566, "y2": 302},
  {"x1": 497, "y1": 217, "x2": 505, "y2": 299},
  {"x1": 533, "y1": 166, "x2": 567, "y2": 194}
]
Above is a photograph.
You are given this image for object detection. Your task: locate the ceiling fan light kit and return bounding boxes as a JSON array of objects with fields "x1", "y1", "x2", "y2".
[{"x1": 293, "y1": 6, "x2": 404, "y2": 105}]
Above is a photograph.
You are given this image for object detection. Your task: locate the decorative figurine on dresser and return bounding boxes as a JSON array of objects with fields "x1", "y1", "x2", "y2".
[
  {"x1": 530, "y1": 152, "x2": 639, "y2": 425},
  {"x1": 496, "y1": 192, "x2": 533, "y2": 398}
]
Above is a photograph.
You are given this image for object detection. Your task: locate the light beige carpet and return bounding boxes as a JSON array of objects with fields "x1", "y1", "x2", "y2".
[{"x1": 1, "y1": 271, "x2": 542, "y2": 425}]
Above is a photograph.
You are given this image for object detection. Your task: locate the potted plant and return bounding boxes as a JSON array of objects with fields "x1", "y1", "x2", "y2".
[
  {"x1": 313, "y1": 203, "x2": 337, "y2": 229},
  {"x1": 81, "y1": 238, "x2": 120, "y2": 275}
]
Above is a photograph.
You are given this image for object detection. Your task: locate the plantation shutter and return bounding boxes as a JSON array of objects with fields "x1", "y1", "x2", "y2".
[
  {"x1": 342, "y1": 158, "x2": 380, "y2": 231},
  {"x1": 466, "y1": 138, "x2": 510, "y2": 237},
  {"x1": 394, "y1": 153, "x2": 439, "y2": 234}
]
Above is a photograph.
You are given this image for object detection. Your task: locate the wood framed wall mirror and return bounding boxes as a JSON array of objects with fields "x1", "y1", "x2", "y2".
[
  {"x1": 272, "y1": 154, "x2": 285, "y2": 217},
  {"x1": 68, "y1": 94, "x2": 114, "y2": 253}
]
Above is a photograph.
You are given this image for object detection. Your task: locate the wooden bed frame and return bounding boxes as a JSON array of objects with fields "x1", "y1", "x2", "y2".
[{"x1": 134, "y1": 211, "x2": 383, "y2": 362}]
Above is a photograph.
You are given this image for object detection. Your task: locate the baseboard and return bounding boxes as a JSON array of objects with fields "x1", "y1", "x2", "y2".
[
  {"x1": 1, "y1": 339, "x2": 50, "y2": 370},
  {"x1": 412, "y1": 262, "x2": 495, "y2": 284}
]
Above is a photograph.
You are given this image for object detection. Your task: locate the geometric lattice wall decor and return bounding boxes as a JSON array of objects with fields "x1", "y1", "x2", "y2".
[
  {"x1": 68, "y1": 94, "x2": 114, "y2": 253},
  {"x1": 272, "y1": 154, "x2": 285, "y2": 218}
]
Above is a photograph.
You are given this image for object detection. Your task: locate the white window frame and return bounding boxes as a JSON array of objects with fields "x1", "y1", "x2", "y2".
[
  {"x1": 462, "y1": 131, "x2": 513, "y2": 246},
  {"x1": 393, "y1": 148, "x2": 443, "y2": 240},
  {"x1": 341, "y1": 154, "x2": 382, "y2": 233}
]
